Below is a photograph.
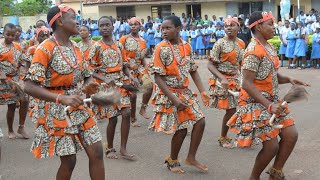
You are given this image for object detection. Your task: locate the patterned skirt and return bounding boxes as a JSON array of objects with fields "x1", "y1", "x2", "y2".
[
  {"x1": 91, "y1": 84, "x2": 131, "y2": 121},
  {"x1": 227, "y1": 101, "x2": 294, "y2": 148},
  {"x1": 208, "y1": 75, "x2": 240, "y2": 110},
  {"x1": 149, "y1": 86, "x2": 205, "y2": 133},
  {"x1": 0, "y1": 79, "x2": 19, "y2": 105},
  {"x1": 31, "y1": 88, "x2": 102, "y2": 159},
  {"x1": 29, "y1": 96, "x2": 38, "y2": 123}
]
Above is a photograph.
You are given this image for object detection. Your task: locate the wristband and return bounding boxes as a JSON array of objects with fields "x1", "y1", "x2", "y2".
[{"x1": 56, "y1": 94, "x2": 61, "y2": 104}]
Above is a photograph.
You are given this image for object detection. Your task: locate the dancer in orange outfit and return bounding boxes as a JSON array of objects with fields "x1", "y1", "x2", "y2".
[
  {"x1": 119, "y1": 17, "x2": 153, "y2": 127},
  {"x1": 208, "y1": 17, "x2": 245, "y2": 148},
  {"x1": 14, "y1": 25, "x2": 28, "y2": 53},
  {"x1": 89, "y1": 16, "x2": 137, "y2": 160},
  {"x1": 78, "y1": 25, "x2": 95, "y2": 61},
  {"x1": 0, "y1": 23, "x2": 30, "y2": 139},
  {"x1": 149, "y1": 16, "x2": 210, "y2": 174},
  {"x1": 25, "y1": 26, "x2": 50, "y2": 122},
  {"x1": 24, "y1": 5, "x2": 105, "y2": 179},
  {"x1": 227, "y1": 11, "x2": 309, "y2": 180},
  {"x1": 29, "y1": 20, "x2": 47, "y2": 47}
]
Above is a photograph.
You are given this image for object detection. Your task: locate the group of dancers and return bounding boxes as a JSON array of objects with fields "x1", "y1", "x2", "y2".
[{"x1": 0, "y1": 4, "x2": 311, "y2": 180}]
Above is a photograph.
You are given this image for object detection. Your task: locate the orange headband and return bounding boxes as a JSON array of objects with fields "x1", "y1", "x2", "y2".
[
  {"x1": 49, "y1": 4, "x2": 76, "y2": 28},
  {"x1": 36, "y1": 26, "x2": 50, "y2": 40},
  {"x1": 225, "y1": 17, "x2": 240, "y2": 27},
  {"x1": 129, "y1": 17, "x2": 141, "y2": 25},
  {"x1": 248, "y1": 11, "x2": 274, "y2": 29}
]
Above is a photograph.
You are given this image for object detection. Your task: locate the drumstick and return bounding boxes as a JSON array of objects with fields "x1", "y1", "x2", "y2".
[{"x1": 215, "y1": 81, "x2": 239, "y2": 97}]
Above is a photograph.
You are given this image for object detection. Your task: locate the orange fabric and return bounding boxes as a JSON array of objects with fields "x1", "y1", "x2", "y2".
[
  {"x1": 239, "y1": 44, "x2": 279, "y2": 105},
  {"x1": 81, "y1": 41, "x2": 95, "y2": 62},
  {"x1": 153, "y1": 41, "x2": 192, "y2": 89},
  {"x1": 90, "y1": 40, "x2": 123, "y2": 73},
  {"x1": 29, "y1": 37, "x2": 37, "y2": 46},
  {"x1": 119, "y1": 35, "x2": 146, "y2": 65},
  {"x1": 31, "y1": 40, "x2": 84, "y2": 87}
]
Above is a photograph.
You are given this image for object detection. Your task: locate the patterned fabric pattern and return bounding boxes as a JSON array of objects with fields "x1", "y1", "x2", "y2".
[
  {"x1": 89, "y1": 40, "x2": 131, "y2": 120},
  {"x1": 227, "y1": 39, "x2": 294, "y2": 147},
  {"x1": 25, "y1": 39, "x2": 101, "y2": 158},
  {"x1": 208, "y1": 38, "x2": 245, "y2": 110},
  {"x1": 0, "y1": 42, "x2": 27, "y2": 104},
  {"x1": 149, "y1": 40, "x2": 204, "y2": 133}
]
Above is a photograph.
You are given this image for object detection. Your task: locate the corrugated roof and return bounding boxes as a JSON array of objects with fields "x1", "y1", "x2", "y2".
[{"x1": 83, "y1": 0, "x2": 224, "y2": 6}]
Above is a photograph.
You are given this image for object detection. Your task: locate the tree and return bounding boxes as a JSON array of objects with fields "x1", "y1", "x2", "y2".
[
  {"x1": 0, "y1": 0, "x2": 16, "y2": 16},
  {"x1": 16, "y1": 0, "x2": 51, "y2": 16},
  {"x1": 0, "y1": 0, "x2": 52, "y2": 16}
]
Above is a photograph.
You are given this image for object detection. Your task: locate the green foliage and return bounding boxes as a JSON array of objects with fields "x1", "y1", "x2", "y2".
[
  {"x1": 92, "y1": 36, "x2": 102, "y2": 41},
  {"x1": 70, "y1": 36, "x2": 82, "y2": 43},
  {"x1": 0, "y1": 0, "x2": 51, "y2": 16},
  {"x1": 70, "y1": 36, "x2": 102, "y2": 43},
  {"x1": 0, "y1": 0, "x2": 15, "y2": 16}
]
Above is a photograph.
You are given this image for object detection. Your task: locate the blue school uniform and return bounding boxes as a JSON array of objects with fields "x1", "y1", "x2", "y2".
[
  {"x1": 294, "y1": 28, "x2": 306, "y2": 57},
  {"x1": 311, "y1": 32, "x2": 320, "y2": 59},
  {"x1": 215, "y1": 29, "x2": 225, "y2": 41},
  {"x1": 206, "y1": 28, "x2": 215, "y2": 49},
  {"x1": 147, "y1": 28, "x2": 155, "y2": 47},
  {"x1": 180, "y1": 30, "x2": 189, "y2": 42},
  {"x1": 190, "y1": 30, "x2": 197, "y2": 53},
  {"x1": 141, "y1": 31, "x2": 149, "y2": 47},
  {"x1": 154, "y1": 31, "x2": 162, "y2": 45},
  {"x1": 196, "y1": 29, "x2": 206, "y2": 55},
  {"x1": 285, "y1": 29, "x2": 296, "y2": 58},
  {"x1": 279, "y1": 27, "x2": 289, "y2": 55},
  {"x1": 90, "y1": 23, "x2": 100, "y2": 36}
]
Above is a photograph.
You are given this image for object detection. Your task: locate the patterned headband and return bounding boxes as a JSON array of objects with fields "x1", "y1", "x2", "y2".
[
  {"x1": 36, "y1": 26, "x2": 50, "y2": 40},
  {"x1": 248, "y1": 11, "x2": 274, "y2": 29},
  {"x1": 129, "y1": 17, "x2": 141, "y2": 25},
  {"x1": 49, "y1": 4, "x2": 76, "y2": 28},
  {"x1": 225, "y1": 17, "x2": 240, "y2": 26}
]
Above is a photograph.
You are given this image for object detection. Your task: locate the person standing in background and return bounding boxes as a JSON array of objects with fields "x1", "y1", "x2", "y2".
[
  {"x1": 237, "y1": 14, "x2": 252, "y2": 47},
  {"x1": 279, "y1": 20, "x2": 290, "y2": 67}
]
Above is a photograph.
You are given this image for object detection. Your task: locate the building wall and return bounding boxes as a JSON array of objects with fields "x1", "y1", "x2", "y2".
[
  {"x1": 99, "y1": 6, "x2": 117, "y2": 18},
  {"x1": 2, "y1": 15, "x2": 47, "y2": 32},
  {"x1": 311, "y1": 0, "x2": 320, "y2": 10},
  {"x1": 202, "y1": 2, "x2": 226, "y2": 17},
  {"x1": 66, "y1": 2, "x2": 99, "y2": 19},
  {"x1": 136, "y1": 5, "x2": 152, "y2": 19},
  {"x1": 171, "y1": 4, "x2": 186, "y2": 17},
  {"x1": 226, "y1": 1, "x2": 238, "y2": 17}
]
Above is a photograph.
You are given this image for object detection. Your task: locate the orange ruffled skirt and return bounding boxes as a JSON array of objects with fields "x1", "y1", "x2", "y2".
[
  {"x1": 227, "y1": 100, "x2": 294, "y2": 147},
  {"x1": 149, "y1": 85, "x2": 205, "y2": 133},
  {"x1": 208, "y1": 75, "x2": 240, "y2": 110}
]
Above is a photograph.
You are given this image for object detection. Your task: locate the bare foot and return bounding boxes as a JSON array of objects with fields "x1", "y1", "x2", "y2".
[
  {"x1": 120, "y1": 149, "x2": 137, "y2": 161},
  {"x1": 139, "y1": 107, "x2": 151, "y2": 119},
  {"x1": 185, "y1": 158, "x2": 208, "y2": 172},
  {"x1": 17, "y1": 127, "x2": 30, "y2": 139},
  {"x1": 106, "y1": 148, "x2": 118, "y2": 159},
  {"x1": 8, "y1": 132, "x2": 17, "y2": 139},
  {"x1": 169, "y1": 167, "x2": 185, "y2": 174},
  {"x1": 131, "y1": 118, "x2": 141, "y2": 127},
  {"x1": 164, "y1": 129, "x2": 175, "y2": 135}
]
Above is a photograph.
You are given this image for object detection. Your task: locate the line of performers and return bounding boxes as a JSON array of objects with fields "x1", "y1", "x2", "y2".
[{"x1": 0, "y1": 5, "x2": 310, "y2": 180}]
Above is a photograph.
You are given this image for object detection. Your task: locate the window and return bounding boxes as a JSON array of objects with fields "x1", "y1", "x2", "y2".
[
  {"x1": 251, "y1": 2, "x2": 263, "y2": 12},
  {"x1": 239, "y1": 2, "x2": 263, "y2": 16},
  {"x1": 151, "y1": 5, "x2": 171, "y2": 20},
  {"x1": 116, "y1": 6, "x2": 135, "y2": 18},
  {"x1": 186, "y1": 4, "x2": 201, "y2": 18}
]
